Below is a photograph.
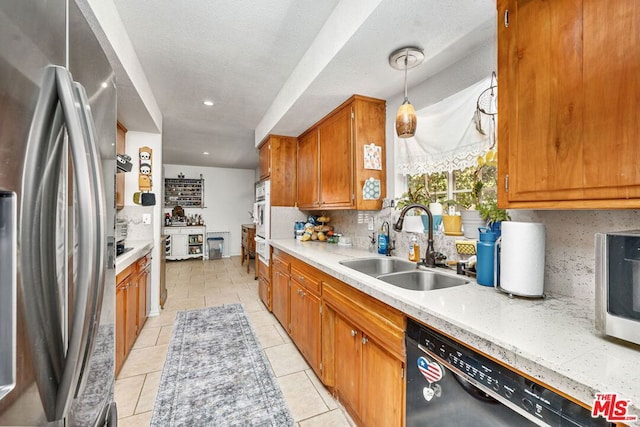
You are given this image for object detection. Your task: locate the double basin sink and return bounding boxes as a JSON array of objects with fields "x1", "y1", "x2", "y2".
[{"x1": 339, "y1": 257, "x2": 469, "y2": 291}]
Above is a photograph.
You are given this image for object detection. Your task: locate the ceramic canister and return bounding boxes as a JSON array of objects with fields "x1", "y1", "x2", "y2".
[{"x1": 495, "y1": 221, "x2": 546, "y2": 297}]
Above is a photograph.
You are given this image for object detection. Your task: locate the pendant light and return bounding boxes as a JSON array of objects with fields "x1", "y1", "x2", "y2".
[{"x1": 389, "y1": 47, "x2": 424, "y2": 138}]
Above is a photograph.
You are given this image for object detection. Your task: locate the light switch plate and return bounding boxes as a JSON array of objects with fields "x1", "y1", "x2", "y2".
[
  {"x1": 367, "y1": 217, "x2": 374, "y2": 231},
  {"x1": 142, "y1": 213, "x2": 151, "y2": 224}
]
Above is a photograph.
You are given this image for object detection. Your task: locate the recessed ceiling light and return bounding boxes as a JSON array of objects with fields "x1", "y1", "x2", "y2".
[
  {"x1": 203, "y1": 100, "x2": 214, "y2": 107},
  {"x1": 203, "y1": 151, "x2": 210, "y2": 155}
]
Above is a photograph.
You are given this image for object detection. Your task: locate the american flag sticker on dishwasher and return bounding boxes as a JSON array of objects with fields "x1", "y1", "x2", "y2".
[{"x1": 418, "y1": 357, "x2": 443, "y2": 383}]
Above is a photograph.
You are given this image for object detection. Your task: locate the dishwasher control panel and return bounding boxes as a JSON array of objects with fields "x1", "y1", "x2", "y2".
[{"x1": 406, "y1": 320, "x2": 611, "y2": 427}]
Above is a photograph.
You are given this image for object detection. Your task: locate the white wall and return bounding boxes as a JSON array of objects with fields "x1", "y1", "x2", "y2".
[{"x1": 163, "y1": 164, "x2": 256, "y2": 256}]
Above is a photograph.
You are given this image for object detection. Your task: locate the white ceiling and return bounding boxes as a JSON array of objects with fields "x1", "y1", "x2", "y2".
[{"x1": 112, "y1": 0, "x2": 496, "y2": 170}]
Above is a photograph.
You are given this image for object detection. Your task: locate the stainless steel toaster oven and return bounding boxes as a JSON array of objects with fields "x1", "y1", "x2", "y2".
[{"x1": 595, "y1": 230, "x2": 640, "y2": 345}]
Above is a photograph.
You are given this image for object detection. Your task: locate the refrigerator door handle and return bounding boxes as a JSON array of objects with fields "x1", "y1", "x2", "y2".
[
  {"x1": 69, "y1": 81, "x2": 107, "y2": 400},
  {"x1": 52, "y1": 66, "x2": 102, "y2": 420},
  {"x1": 19, "y1": 65, "x2": 67, "y2": 420}
]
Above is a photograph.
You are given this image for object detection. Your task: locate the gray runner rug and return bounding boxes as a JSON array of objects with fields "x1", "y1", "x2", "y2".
[{"x1": 150, "y1": 304, "x2": 294, "y2": 426}]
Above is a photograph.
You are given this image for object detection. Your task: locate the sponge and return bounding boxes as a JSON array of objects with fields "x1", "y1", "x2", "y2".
[{"x1": 455, "y1": 240, "x2": 476, "y2": 255}]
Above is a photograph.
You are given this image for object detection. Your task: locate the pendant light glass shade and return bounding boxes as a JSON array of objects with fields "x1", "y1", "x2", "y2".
[
  {"x1": 389, "y1": 47, "x2": 424, "y2": 139},
  {"x1": 396, "y1": 98, "x2": 417, "y2": 138}
]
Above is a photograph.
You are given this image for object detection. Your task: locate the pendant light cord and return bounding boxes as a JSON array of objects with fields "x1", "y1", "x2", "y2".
[{"x1": 403, "y1": 49, "x2": 409, "y2": 102}]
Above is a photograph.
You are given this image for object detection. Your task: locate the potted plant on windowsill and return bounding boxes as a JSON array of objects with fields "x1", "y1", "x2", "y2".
[
  {"x1": 478, "y1": 198, "x2": 510, "y2": 237},
  {"x1": 460, "y1": 150, "x2": 497, "y2": 239},
  {"x1": 441, "y1": 199, "x2": 463, "y2": 236}
]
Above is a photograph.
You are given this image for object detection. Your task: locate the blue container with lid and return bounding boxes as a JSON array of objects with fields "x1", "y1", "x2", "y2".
[{"x1": 476, "y1": 227, "x2": 498, "y2": 286}]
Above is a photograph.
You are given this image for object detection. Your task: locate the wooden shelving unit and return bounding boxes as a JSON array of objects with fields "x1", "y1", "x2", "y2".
[{"x1": 164, "y1": 178, "x2": 204, "y2": 208}]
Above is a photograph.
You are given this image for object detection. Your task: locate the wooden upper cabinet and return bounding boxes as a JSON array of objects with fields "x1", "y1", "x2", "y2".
[
  {"x1": 297, "y1": 130, "x2": 320, "y2": 208},
  {"x1": 497, "y1": 0, "x2": 640, "y2": 208},
  {"x1": 319, "y1": 105, "x2": 353, "y2": 208},
  {"x1": 115, "y1": 122, "x2": 126, "y2": 209},
  {"x1": 258, "y1": 135, "x2": 298, "y2": 206},
  {"x1": 297, "y1": 95, "x2": 386, "y2": 210},
  {"x1": 258, "y1": 141, "x2": 271, "y2": 180}
]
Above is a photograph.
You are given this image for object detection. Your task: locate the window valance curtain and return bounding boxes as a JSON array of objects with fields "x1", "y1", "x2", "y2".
[{"x1": 395, "y1": 76, "x2": 495, "y2": 175}]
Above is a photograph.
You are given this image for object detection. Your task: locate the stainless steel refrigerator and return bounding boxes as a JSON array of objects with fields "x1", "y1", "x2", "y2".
[{"x1": 0, "y1": 0, "x2": 117, "y2": 425}]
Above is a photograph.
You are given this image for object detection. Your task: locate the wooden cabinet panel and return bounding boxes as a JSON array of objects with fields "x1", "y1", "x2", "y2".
[
  {"x1": 115, "y1": 122, "x2": 126, "y2": 210},
  {"x1": 259, "y1": 135, "x2": 298, "y2": 206},
  {"x1": 259, "y1": 142, "x2": 270, "y2": 180},
  {"x1": 290, "y1": 279, "x2": 321, "y2": 375},
  {"x1": 136, "y1": 257, "x2": 149, "y2": 332},
  {"x1": 334, "y1": 315, "x2": 361, "y2": 417},
  {"x1": 297, "y1": 130, "x2": 320, "y2": 209},
  {"x1": 319, "y1": 105, "x2": 353, "y2": 208},
  {"x1": 115, "y1": 284, "x2": 126, "y2": 375},
  {"x1": 498, "y1": 0, "x2": 640, "y2": 208},
  {"x1": 258, "y1": 259, "x2": 271, "y2": 310},
  {"x1": 361, "y1": 337, "x2": 404, "y2": 427},
  {"x1": 125, "y1": 278, "x2": 137, "y2": 353},
  {"x1": 271, "y1": 269, "x2": 290, "y2": 331}
]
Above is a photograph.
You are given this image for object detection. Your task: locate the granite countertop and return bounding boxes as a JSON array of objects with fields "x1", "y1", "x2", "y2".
[
  {"x1": 270, "y1": 238, "x2": 640, "y2": 424},
  {"x1": 116, "y1": 239, "x2": 154, "y2": 275}
]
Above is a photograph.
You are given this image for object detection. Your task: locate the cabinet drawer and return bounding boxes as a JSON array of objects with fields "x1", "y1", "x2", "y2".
[
  {"x1": 116, "y1": 263, "x2": 136, "y2": 284},
  {"x1": 290, "y1": 264, "x2": 320, "y2": 295},
  {"x1": 272, "y1": 251, "x2": 291, "y2": 274},
  {"x1": 136, "y1": 253, "x2": 151, "y2": 271},
  {"x1": 258, "y1": 260, "x2": 269, "y2": 280}
]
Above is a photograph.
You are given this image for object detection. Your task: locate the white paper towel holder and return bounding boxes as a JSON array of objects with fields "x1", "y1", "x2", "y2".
[{"x1": 493, "y1": 221, "x2": 547, "y2": 299}]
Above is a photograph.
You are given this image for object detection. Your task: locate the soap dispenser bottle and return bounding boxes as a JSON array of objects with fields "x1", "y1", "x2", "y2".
[
  {"x1": 409, "y1": 236, "x2": 420, "y2": 262},
  {"x1": 377, "y1": 227, "x2": 388, "y2": 255}
]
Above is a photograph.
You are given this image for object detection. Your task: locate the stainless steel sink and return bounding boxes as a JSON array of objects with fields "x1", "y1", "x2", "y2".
[
  {"x1": 339, "y1": 257, "x2": 417, "y2": 277},
  {"x1": 377, "y1": 270, "x2": 469, "y2": 291}
]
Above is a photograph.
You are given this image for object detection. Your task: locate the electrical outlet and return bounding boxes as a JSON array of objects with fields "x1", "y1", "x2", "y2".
[
  {"x1": 142, "y1": 213, "x2": 151, "y2": 224},
  {"x1": 367, "y1": 217, "x2": 374, "y2": 231}
]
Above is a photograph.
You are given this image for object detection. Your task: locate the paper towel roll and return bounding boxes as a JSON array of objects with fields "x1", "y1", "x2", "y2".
[{"x1": 497, "y1": 221, "x2": 546, "y2": 297}]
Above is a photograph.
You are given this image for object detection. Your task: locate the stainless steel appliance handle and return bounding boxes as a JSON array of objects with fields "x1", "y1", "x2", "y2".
[
  {"x1": 70, "y1": 82, "x2": 107, "y2": 401},
  {"x1": 0, "y1": 191, "x2": 17, "y2": 402},
  {"x1": 19, "y1": 65, "x2": 67, "y2": 420},
  {"x1": 52, "y1": 66, "x2": 100, "y2": 420}
]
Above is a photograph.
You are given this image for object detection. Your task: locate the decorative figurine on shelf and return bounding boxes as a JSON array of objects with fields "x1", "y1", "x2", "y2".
[{"x1": 138, "y1": 146, "x2": 153, "y2": 192}]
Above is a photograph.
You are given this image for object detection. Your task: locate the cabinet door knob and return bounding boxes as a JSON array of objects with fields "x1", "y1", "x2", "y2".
[
  {"x1": 351, "y1": 329, "x2": 357, "y2": 337},
  {"x1": 362, "y1": 337, "x2": 369, "y2": 345}
]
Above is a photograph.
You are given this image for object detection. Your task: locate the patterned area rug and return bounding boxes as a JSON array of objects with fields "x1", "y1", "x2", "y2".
[{"x1": 150, "y1": 304, "x2": 294, "y2": 426}]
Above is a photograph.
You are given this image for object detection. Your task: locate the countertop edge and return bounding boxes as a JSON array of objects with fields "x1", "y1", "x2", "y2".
[{"x1": 116, "y1": 240, "x2": 154, "y2": 275}]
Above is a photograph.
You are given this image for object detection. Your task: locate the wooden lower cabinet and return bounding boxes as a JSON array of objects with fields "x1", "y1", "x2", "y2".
[
  {"x1": 269, "y1": 247, "x2": 406, "y2": 426},
  {"x1": 290, "y1": 279, "x2": 321, "y2": 375},
  {"x1": 361, "y1": 335, "x2": 405, "y2": 426},
  {"x1": 323, "y1": 277, "x2": 405, "y2": 427},
  {"x1": 115, "y1": 251, "x2": 151, "y2": 375},
  {"x1": 258, "y1": 259, "x2": 271, "y2": 310},
  {"x1": 271, "y1": 269, "x2": 290, "y2": 330},
  {"x1": 334, "y1": 315, "x2": 361, "y2": 416},
  {"x1": 115, "y1": 283, "x2": 126, "y2": 373}
]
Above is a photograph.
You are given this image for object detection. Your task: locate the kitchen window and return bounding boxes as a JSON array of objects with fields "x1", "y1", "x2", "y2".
[{"x1": 405, "y1": 163, "x2": 497, "y2": 210}]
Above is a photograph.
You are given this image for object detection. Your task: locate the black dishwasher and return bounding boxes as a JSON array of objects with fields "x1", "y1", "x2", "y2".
[{"x1": 406, "y1": 319, "x2": 612, "y2": 426}]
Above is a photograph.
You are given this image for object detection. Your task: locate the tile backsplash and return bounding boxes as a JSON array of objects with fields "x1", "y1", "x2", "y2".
[
  {"x1": 271, "y1": 207, "x2": 640, "y2": 306},
  {"x1": 116, "y1": 206, "x2": 154, "y2": 241}
]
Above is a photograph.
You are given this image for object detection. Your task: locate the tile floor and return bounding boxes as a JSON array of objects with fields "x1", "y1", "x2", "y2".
[{"x1": 115, "y1": 256, "x2": 354, "y2": 426}]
